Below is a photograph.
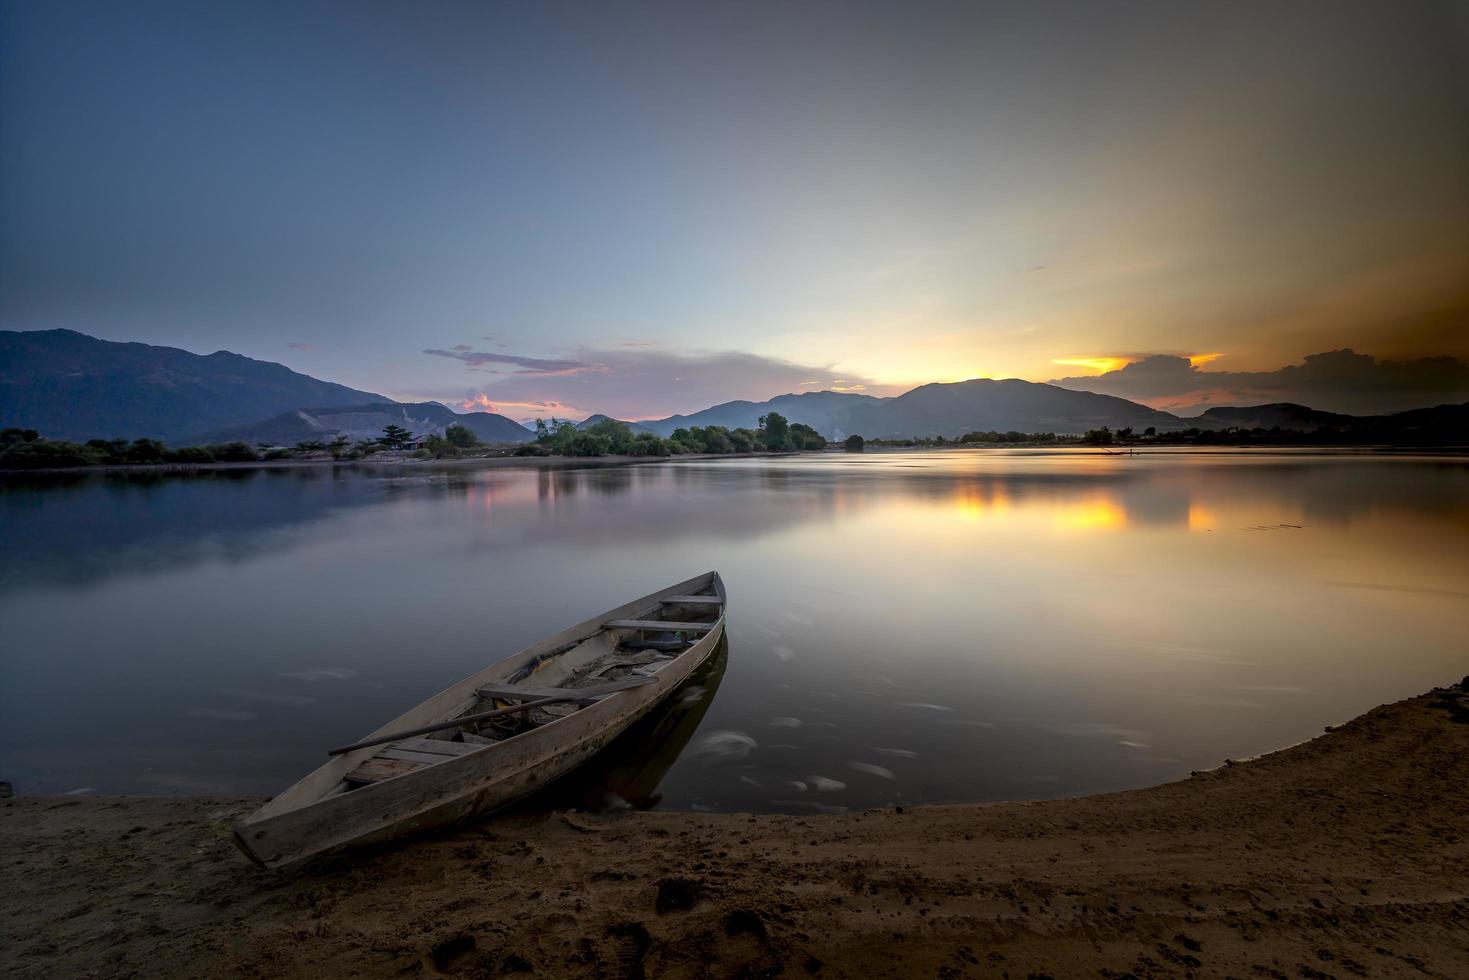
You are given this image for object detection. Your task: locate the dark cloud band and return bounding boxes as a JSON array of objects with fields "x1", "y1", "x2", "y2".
[
  {"x1": 423, "y1": 345, "x2": 891, "y2": 420},
  {"x1": 1051, "y1": 349, "x2": 1469, "y2": 415},
  {"x1": 422, "y1": 348, "x2": 591, "y2": 376}
]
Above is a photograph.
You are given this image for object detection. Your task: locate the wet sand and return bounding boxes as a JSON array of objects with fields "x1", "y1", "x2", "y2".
[{"x1": 4, "y1": 682, "x2": 1467, "y2": 978}]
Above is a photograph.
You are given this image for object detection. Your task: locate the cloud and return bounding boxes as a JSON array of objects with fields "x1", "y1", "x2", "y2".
[
  {"x1": 422, "y1": 348, "x2": 593, "y2": 376},
  {"x1": 1051, "y1": 356, "x2": 1131, "y2": 374},
  {"x1": 1051, "y1": 349, "x2": 1469, "y2": 415},
  {"x1": 426, "y1": 345, "x2": 895, "y2": 421},
  {"x1": 287, "y1": 342, "x2": 313, "y2": 351},
  {"x1": 459, "y1": 393, "x2": 591, "y2": 417}
]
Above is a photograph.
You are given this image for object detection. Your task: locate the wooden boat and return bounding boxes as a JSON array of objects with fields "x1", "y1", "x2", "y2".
[
  {"x1": 529, "y1": 636, "x2": 729, "y2": 813},
  {"x1": 235, "y1": 571, "x2": 726, "y2": 868}
]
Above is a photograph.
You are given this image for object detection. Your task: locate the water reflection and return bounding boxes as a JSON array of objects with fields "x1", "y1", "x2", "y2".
[
  {"x1": 516, "y1": 636, "x2": 728, "y2": 812},
  {"x1": 0, "y1": 466, "x2": 390, "y2": 589},
  {"x1": 2, "y1": 450, "x2": 1466, "y2": 809}
]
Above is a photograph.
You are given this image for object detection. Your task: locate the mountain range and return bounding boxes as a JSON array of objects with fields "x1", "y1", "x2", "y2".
[
  {"x1": 575, "y1": 414, "x2": 656, "y2": 435},
  {"x1": 189, "y1": 402, "x2": 535, "y2": 446},
  {"x1": 0, "y1": 329, "x2": 393, "y2": 442},
  {"x1": 2, "y1": 329, "x2": 1463, "y2": 446}
]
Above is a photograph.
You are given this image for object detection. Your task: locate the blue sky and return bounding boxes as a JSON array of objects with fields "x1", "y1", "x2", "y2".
[{"x1": 3, "y1": 1, "x2": 1467, "y2": 419}]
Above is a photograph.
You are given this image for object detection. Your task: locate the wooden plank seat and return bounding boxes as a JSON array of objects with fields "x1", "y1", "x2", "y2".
[
  {"x1": 344, "y1": 757, "x2": 423, "y2": 785},
  {"x1": 344, "y1": 736, "x2": 481, "y2": 785},
  {"x1": 660, "y1": 595, "x2": 724, "y2": 605},
  {"x1": 603, "y1": 619, "x2": 716, "y2": 632},
  {"x1": 389, "y1": 736, "x2": 482, "y2": 757},
  {"x1": 474, "y1": 675, "x2": 658, "y2": 702}
]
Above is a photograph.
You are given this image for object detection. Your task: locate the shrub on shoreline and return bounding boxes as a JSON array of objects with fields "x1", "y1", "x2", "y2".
[
  {"x1": 1, "y1": 411, "x2": 847, "y2": 470},
  {"x1": 520, "y1": 412, "x2": 827, "y2": 458},
  {"x1": 1, "y1": 429, "x2": 268, "y2": 470}
]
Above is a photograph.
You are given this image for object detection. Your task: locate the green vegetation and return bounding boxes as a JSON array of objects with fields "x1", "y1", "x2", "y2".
[
  {"x1": 757, "y1": 411, "x2": 788, "y2": 448},
  {"x1": 443, "y1": 424, "x2": 478, "y2": 448},
  {"x1": 514, "y1": 411, "x2": 826, "y2": 458},
  {"x1": 850, "y1": 413, "x2": 1469, "y2": 449},
  {"x1": 865, "y1": 431, "x2": 1067, "y2": 447},
  {"x1": 0, "y1": 411, "x2": 835, "y2": 471},
  {"x1": 0, "y1": 426, "x2": 398, "y2": 469},
  {"x1": 0, "y1": 428, "x2": 262, "y2": 469},
  {"x1": 787, "y1": 422, "x2": 827, "y2": 450},
  {"x1": 519, "y1": 418, "x2": 680, "y2": 457},
  {"x1": 961, "y1": 430, "x2": 1063, "y2": 444},
  {"x1": 419, "y1": 423, "x2": 481, "y2": 458},
  {"x1": 844, "y1": 434, "x2": 865, "y2": 452},
  {"x1": 379, "y1": 424, "x2": 415, "y2": 450},
  {"x1": 516, "y1": 418, "x2": 661, "y2": 457}
]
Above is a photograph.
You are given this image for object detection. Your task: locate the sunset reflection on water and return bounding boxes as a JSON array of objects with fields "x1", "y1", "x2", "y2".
[{"x1": 2, "y1": 449, "x2": 1465, "y2": 812}]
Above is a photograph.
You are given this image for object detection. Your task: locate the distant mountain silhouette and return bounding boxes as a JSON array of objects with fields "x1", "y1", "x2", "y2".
[
  {"x1": 6, "y1": 329, "x2": 1462, "y2": 447},
  {"x1": 641, "y1": 391, "x2": 882, "y2": 437},
  {"x1": 575, "y1": 414, "x2": 655, "y2": 434},
  {"x1": 1339, "y1": 402, "x2": 1469, "y2": 445},
  {"x1": 1192, "y1": 403, "x2": 1353, "y2": 431},
  {"x1": 190, "y1": 402, "x2": 532, "y2": 445},
  {"x1": 0, "y1": 329, "x2": 390, "y2": 441},
  {"x1": 1174, "y1": 401, "x2": 1468, "y2": 443},
  {"x1": 641, "y1": 380, "x2": 1178, "y2": 438},
  {"x1": 837, "y1": 378, "x2": 1183, "y2": 438}
]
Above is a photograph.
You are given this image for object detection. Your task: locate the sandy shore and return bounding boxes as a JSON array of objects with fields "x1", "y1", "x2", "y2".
[{"x1": 5, "y1": 682, "x2": 1467, "y2": 978}]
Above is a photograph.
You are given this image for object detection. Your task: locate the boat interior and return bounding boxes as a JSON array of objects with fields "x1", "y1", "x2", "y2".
[{"x1": 338, "y1": 583, "x2": 725, "y2": 789}]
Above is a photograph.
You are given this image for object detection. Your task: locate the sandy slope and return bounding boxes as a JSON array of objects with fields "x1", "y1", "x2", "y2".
[{"x1": 4, "y1": 682, "x2": 1467, "y2": 979}]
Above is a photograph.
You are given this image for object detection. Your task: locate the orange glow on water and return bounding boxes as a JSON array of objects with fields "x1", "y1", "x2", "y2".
[
  {"x1": 1050, "y1": 496, "x2": 1128, "y2": 532},
  {"x1": 933, "y1": 486, "x2": 1131, "y2": 533},
  {"x1": 950, "y1": 485, "x2": 1012, "y2": 522},
  {"x1": 1188, "y1": 502, "x2": 1219, "y2": 531}
]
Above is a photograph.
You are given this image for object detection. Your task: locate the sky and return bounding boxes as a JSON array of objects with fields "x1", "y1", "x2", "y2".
[{"x1": 2, "y1": 0, "x2": 1468, "y2": 420}]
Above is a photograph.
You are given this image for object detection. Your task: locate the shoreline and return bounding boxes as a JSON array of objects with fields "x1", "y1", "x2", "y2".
[
  {"x1": 5, "y1": 681, "x2": 1467, "y2": 977},
  {"x1": 3, "y1": 443, "x2": 1465, "y2": 478},
  {"x1": 0, "y1": 449, "x2": 799, "y2": 478}
]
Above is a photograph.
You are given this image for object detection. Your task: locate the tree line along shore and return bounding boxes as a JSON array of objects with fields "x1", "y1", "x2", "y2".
[
  {"x1": 5, "y1": 411, "x2": 1463, "y2": 471},
  {"x1": 0, "y1": 413, "x2": 824, "y2": 471}
]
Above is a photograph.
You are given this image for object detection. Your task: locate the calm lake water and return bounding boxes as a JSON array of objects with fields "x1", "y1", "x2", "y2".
[{"x1": 2, "y1": 450, "x2": 1466, "y2": 814}]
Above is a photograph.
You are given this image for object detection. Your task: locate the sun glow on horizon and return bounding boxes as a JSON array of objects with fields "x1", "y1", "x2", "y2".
[
  {"x1": 1051, "y1": 356, "x2": 1132, "y2": 375},
  {"x1": 1188, "y1": 352, "x2": 1225, "y2": 367}
]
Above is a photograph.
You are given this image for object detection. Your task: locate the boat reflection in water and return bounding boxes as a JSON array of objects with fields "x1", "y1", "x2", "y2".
[{"x1": 516, "y1": 635, "x2": 729, "y2": 814}]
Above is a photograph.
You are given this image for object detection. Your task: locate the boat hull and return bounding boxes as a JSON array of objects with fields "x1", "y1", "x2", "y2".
[{"x1": 236, "y1": 572, "x2": 724, "y2": 869}]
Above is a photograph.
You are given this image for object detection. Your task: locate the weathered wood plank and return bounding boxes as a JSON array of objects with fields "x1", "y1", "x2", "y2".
[
  {"x1": 343, "y1": 756, "x2": 424, "y2": 785},
  {"x1": 622, "y1": 639, "x2": 691, "y2": 652},
  {"x1": 603, "y1": 619, "x2": 715, "y2": 632},
  {"x1": 475, "y1": 676, "x2": 658, "y2": 702},
  {"x1": 660, "y1": 595, "x2": 724, "y2": 605},
  {"x1": 329, "y1": 675, "x2": 659, "y2": 757},
  {"x1": 393, "y1": 736, "x2": 480, "y2": 757},
  {"x1": 328, "y1": 697, "x2": 561, "y2": 755},
  {"x1": 378, "y1": 747, "x2": 458, "y2": 766}
]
